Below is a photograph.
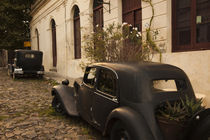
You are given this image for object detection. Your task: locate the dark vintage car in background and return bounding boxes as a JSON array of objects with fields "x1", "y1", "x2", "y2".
[
  {"x1": 8, "y1": 50, "x2": 44, "y2": 79},
  {"x1": 51, "y1": 62, "x2": 210, "y2": 140}
]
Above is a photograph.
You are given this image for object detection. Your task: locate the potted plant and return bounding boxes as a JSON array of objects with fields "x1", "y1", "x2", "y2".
[{"x1": 156, "y1": 96, "x2": 205, "y2": 140}]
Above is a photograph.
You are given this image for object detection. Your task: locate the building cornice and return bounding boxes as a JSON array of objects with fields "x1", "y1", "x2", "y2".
[
  {"x1": 30, "y1": 0, "x2": 66, "y2": 26},
  {"x1": 30, "y1": 0, "x2": 50, "y2": 16}
]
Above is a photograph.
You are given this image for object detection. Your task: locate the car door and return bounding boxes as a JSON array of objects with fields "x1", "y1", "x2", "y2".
[
  {"x1": 91, "y1": 67, "x2": 119, "y2": 131},
  {"x1": 77, "y1": 67, "x2": 97, "y2": 123}
]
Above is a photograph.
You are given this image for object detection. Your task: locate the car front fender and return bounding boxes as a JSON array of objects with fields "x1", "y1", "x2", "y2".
[
  {"x1": 51, "y1": 85, "x2": 79, "y2": 116},
  {"x1": 104, "y1": 106, "x2": 155, "y2": 140}
]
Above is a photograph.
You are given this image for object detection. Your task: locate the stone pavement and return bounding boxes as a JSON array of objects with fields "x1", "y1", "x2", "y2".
[
  {"x1": 0, "y1": 68, "x2": 106, "y2": 140},
  {"x1": 44, "y1": 71, "x2": 76, "y2": 87}
]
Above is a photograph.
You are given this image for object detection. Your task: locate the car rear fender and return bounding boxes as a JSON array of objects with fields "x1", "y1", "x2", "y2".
[
  {"x1": 188, "y1": 108, "x2": 210, "y2": 129},
  {"x1": 103, "y1": 106, "x2": 155, "y2": 140},
  {"x1": 187, "y1": 108, "x2": 210, "y2": 139},
  {"x1": 196, "y1": 108, "x2": 210, "y2": 120},
  {"x1": 51, "y1": 85, "x2": 79, "y2": 116}
]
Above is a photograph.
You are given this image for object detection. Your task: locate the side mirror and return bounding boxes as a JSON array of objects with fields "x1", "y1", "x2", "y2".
[{"x1": 62, "y1": 79, "x2": 69, "y2": 86}]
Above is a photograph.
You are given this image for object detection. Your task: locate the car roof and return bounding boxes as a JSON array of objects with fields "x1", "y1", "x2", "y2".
[
  {"x1": 92, "y1": 62, "x2": 186, "y2": 79},
  {"x1": 15, "y1": 49, "x2": 43, "y2": 54}
]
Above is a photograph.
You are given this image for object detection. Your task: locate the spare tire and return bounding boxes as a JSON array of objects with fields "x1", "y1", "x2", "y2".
[{"x1": 190, "y1": 115, "x2": 210, "y2": 140}]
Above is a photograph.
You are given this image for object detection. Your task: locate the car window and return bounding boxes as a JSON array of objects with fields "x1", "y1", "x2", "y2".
[
  {"x1": 84, "y1": 67, "x2": 97, "y2": 87},
  {"x1": 152, "y1": 79, "x2": 186, "y2": 92},
  {"x1": 25, "y1": 54, "x2": 35, "y2": 59},
  {"x1": 97, "y1": 69, "x2": 117, "y2": 96}
]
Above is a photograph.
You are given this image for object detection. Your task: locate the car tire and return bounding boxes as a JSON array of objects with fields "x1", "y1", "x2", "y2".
[
  {"x1": 38, "y1": 75, "x2": 43, "y2": 79},
  {"x1": 190, "y1": 115, "x2": 210, "y2": 140},
  {"x1": 110, "y1": 121, "x2": 132, "y2": 140},
  {"x1": 52, "y1": 95, "x2": 66, "y2": 114}
]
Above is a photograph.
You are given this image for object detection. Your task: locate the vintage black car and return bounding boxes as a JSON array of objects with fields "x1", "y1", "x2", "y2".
[
  {"x1": 51, "y1": 62, "x2": 210, "y2": 140},
  {"x1": 8, "y1": 50, "x2": 44, "y2": 79}
]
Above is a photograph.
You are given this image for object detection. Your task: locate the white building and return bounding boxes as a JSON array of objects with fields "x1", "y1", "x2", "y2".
[{"x1": 30, "y1": 0, "x2": 210, "y2": 107}]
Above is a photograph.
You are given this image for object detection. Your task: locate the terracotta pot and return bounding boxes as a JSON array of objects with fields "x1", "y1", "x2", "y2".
[{"x1": 157, "y1": 117, "x2": 189, "y2": 140}]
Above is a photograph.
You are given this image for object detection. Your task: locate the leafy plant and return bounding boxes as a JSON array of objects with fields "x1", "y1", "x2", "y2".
[
  {"x1": 157, "y1": 101, "x2": 187, "y2": 122},
  {"x1": 157, "y1": 96, "x2": 205, "y2": 122},
  {"x1": 181, "y1": 96, "x2": 204, "y2": 119},
  {"x1": 82, "y1": 23, "x2": 160, "y2": 68},
  {"x1": 0, "y1": 0, "x2": 34, "y2": 49}
]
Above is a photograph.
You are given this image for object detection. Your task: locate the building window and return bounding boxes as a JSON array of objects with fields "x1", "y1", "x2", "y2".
[
  {"x1": 73, "y1": 6, "x2": 81, "y2": 59},
  {"x1": 93, "y1": 0, "x2": 103, "y2": 29},
  {"x1": 172, "y1": 0, "x2": 210, "y2": 52},
  {"x1": 122, "y1": 0, "x2": 142, "y2": 31},
  {"x1": 51, "y1": 19, "x2": 57, "y2": 67},
  {"x1": 35, "y1": 29, "x2": 39, "y2": 51}
]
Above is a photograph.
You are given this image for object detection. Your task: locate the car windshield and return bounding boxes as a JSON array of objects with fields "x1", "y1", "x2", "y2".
[
  {"x1": 25, "y1": 53, "x2": 35, "y2": 59},
  {"x1": 152, "y1": 79, "x2": 186, "y2": 92}
]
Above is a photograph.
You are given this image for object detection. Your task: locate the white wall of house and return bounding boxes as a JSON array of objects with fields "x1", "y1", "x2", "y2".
[
  {"x1": 142, "y1": 0, "x2": 210, "y2": 107},
  {"x1": 30, "y1": 0, "x2": 122, "y2": 78},
  {"x1": 30, "y1": 0, "x2": 210, "y2": 107}
]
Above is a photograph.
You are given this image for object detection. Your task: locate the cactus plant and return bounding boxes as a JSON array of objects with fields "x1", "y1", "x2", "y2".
[{"x1": 156, "y1": 96, "x2": 205, "y2": 123}]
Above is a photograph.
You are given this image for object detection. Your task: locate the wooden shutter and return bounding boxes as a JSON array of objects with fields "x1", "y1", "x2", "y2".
[
  {"x1": 35, "y1": 29, "x2": 40, "y2": 51},
  {"x1": 51, "y1": 19, "x2": 57, "y2": 67},
  {"x1": 172, "y1": 0, "x2": 210, "y2": 52},
  {"x1": 74, "y1": 16, "x2": 81, "y2": 59},
  {"x1": 93, "y1": 0, "x2": 103, "y2": 29},
  {"x1": 122, "y1": 0, "x2": 142, "y2": 31}
]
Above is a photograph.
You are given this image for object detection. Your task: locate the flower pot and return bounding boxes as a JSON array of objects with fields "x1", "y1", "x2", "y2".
[{"x1": 157, "y1": 117, "x2": 189, "y2": 140}]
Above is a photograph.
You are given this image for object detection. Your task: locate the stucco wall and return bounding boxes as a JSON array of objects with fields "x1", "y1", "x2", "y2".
[
  {"x1": 30, "y1": 0, "x2": 122, "y2": 78},
  {"x1": 30, "y1": 0, "x2": 210, "y2": 106},
  {"x1": 142, "y1": 0, "x2": 210, "y2": 107},
  {"x1": 31, "y1": 0, "x2": 67, "y2": 76}
]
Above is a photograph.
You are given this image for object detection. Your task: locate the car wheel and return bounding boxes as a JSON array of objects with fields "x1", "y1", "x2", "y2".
[
  {"x1": 190, "y1": 116, "x2": 210, "y2": 140},
  {"x1": 52, "y1": 95, "x2": 66, "y2": 114},
  {"x1": 39, "y1": 75, "x2": 43, "y2": 79},
  {"x1": 110, "y1": 121, "x2": 132, "y2": 140}
]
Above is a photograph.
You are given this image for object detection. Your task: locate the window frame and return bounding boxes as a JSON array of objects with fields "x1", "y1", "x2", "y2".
[
  {"x1": 93, "y1": 0, "x2": 104, "y2": 29},
  {"x1": 172, "y1": 0, "x2": 210, "y2": 52},
  {"x1": 51, "y1": 19, "x2": 57, "y2": 67},
  {"x1": 83, "y1": 67, "x2": 97, "y2": 88},
  {"x1": 73, "y1": 6, "x2": 81, "y2": 59},
  {"x1": 122, "y1": 0, "x2": 142, "y2": 32},
  {"x1": 151, "y1": 78, "x2": 187, "y2": 94},
  {"x1": 96, "y1": 67, "x2": 118, "y2": 98},
  {"x1": 35, "y1": 29, "x2": 39, "y2": 51}
]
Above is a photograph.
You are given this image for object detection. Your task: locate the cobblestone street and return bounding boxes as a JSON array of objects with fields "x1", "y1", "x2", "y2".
[{"x1": 0, "y1": 68, "x2": 105, "y2": 140}]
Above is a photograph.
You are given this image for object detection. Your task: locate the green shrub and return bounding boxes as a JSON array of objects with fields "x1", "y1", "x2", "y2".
[{"x1": 82, "y1": 23, "x2": 160, "y2": 66}]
